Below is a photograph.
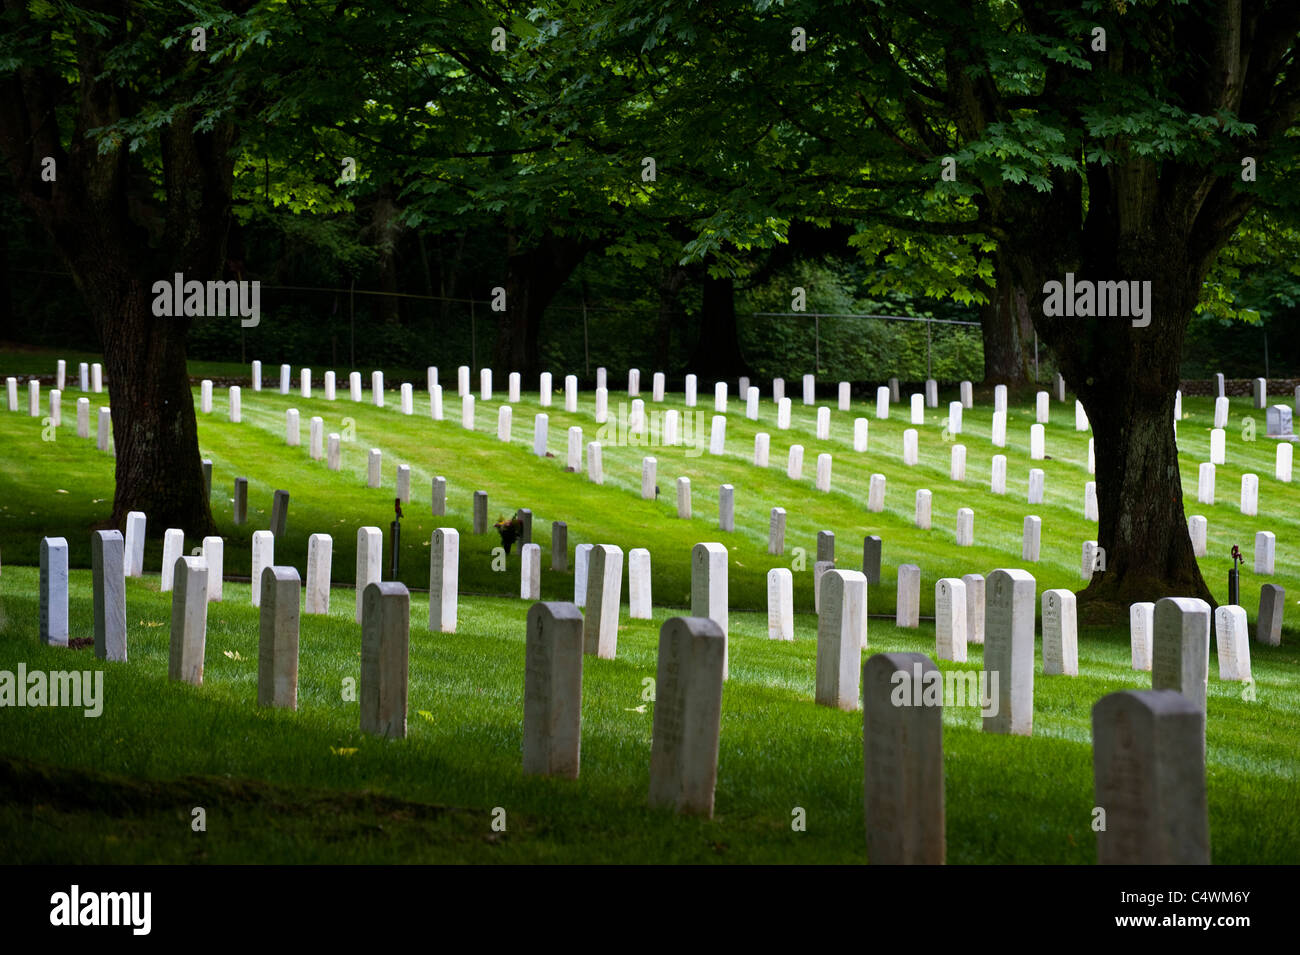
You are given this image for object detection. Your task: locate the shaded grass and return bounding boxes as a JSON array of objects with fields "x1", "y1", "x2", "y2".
[{"x1": 0, "y1": 567, "x2": 1296, "y2": 863}]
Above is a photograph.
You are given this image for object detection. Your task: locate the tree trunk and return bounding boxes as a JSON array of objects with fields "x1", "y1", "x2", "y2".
[
  {"x1": 0, "y1": 19, "x2": 228, "y2": 540},
  {"x1": 1010, "y1": 248, "x2": 1214, "y2": 624},
  {"x1": 978, "y1": 251, "x2": 1035, "y2": 385},
  {"x1": 688, "y1": 272, "x2": 749, "y2": 379},
  {"x1": 497, "y1": 232, "x2": 591, "y2": 379},
  {"x1": 100, "y1": 273, "x2": 214, "y2": 534}
]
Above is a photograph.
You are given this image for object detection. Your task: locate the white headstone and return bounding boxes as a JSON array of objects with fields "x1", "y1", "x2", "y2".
[
  {"x1": 754, "y1": 431, "x2": 770, "y2": 467},
  {"x1": 1029, "y1": 423, "x2": 1045, "y2": 460},
  {"x1": 1213, "y1": 605, "x2": 1251, "y2": 682},
  {"x1": 628, "y1": 368, "x2": 641, "y2": 397},
  {"x1": 367, "y1": 448, "x2": 382, "y2": 488},
  {"x1": 875, "y1": 386, "x2": 890, "y2": 419},
  {"x1": 1075, "y1": 400, "x2": 1088, "y2": 431},
  {"x1": 777, "y1": 397, "x2": 791, "y2": 430},
  {"x1": 353, "y1": 530, "x2": 379, "y2": 628},
  {"x1": 991, "y1": 410, "x2": 1006, "y2": 447},
  {"x1": 1187, "y1": 515, "x2": 1207, "y2": 557},
  {"x1": 1028, "y1": 468, "x2": 1045, "y2": 504},
  {"x1": 960, "y1": 380, "x2": 973, "y2": 409},
  {"x1": 429, "y1": 527, "x2": 459, "y2": 632},
  {"x1": 76, "y1": 397, "x2": 89, "y2": 438},
  {"x1": 508, "y1": 372, "x2": 520, "y2": 403},
  {"x1": 714, "y1": 382, "x2": 728, "y2": 414},
  {"x1": 648, "y1": 617, "x2": 726, "y2": 817},
  {"x1": 583, "y1": 545, "x2": 624, "y2": 659},
  {"x1": 652, "y1": 372, "x2": 665, "y2": 402},
  {"x1": 1091, "y1": 689, "x2": 1209, "y2": 865},
  {"x1": 746, "y1": 386, "x2": 759, "y2": 420},
  {"x1": 628, "y1": 547, "x2": 652, "y2": 619},
  {"x1": 1240, "y1": 473, "x2": 1259, "y2": 516},
  {"x1": 533, "y1": 413, "x2": 549, "y2": 456},
  {"x1": 257, "y1": 565, "x2": 301, "y2": 709},
  {"x1": 685, "y1": 374, "x2": 697, "y2": 407},
  {"x1": 767, "y1": 568, "x2": 794, "y2": 640},
  {"x1": 304, "y1": 534, "x2": 331, "y2": 614},
  {"x1": 160, "y1": 527, "x2": 184, "y2": 592},
  {"x1": 815, "y1": 570, "x2": 869, "y2": 710},
  {"x1": 853, "y1": 418, "x2": 868, "y2": 452},
  {"x1": 350, "y1": 371, "x2": 362, "y2": 401},
  {"x1": 948, "y1": 400, "x2": 963, "y2": 436},
  {"x1": 462, "y1": 394, "x2": 475, "y2": 430},
  {"x1": 935, "y1": 578, "x2": 967, "y2": 662},
  {"x1": 565, "y1": 374, "x2": 577, "y2": 412},
  {"x1": 168, "y1": 556, "x2": 209, "y2": 685},
  {"x1": 983, "y1": 568, "x2": 1036, "y2": 735},
  {"x1": 815, "y1": 453, "x2": 833, "y2": 492},
  {"x1": 709, "y1": 415, "x2": 725, "y2": 454},
  {"x1": 963, "y1": 574, "x2": 985, "y2": 646},
  {"x1": 1084, "y1": 481, "x2": 1098, "y2": 521},
  {"x1": 914, "y1": 489, "x2": 931, "y2": 530},
  {"x1": 572, "y1": 543, "x2": 593, "y2": 608},
  {"x1": 1022, "y1": 515, "x2": 1041, "y2": 562},
  {"x1": 200, "y1": 379, "x2": 213, "y2": 414},
  {"x1": 360, "y1": 582, "x2": 410, "y2": 739},
  {"x1": 910, "y1": 393, "x2": 924, "y2": 425},
  {"x1": 955, "y1": 507, "x2": 974, "y2": 546},
  {"x1": 539, "y1": 371, "x2": 552, "y2": 406},
  {"x1": 587, "y1": 441, "x2": 603, "y2": 484},
  {"x1": 950, "y1": 443, "x2": 966, "y2": 481},
  {"x1": 718, "y1": 484, "x2": 735, "y2": 532},
  {"x1": 802, "y1": 374, "x2": 815, "y2": 405},
  {"x1": 838, "y1": 381, "x2": 851, "y2": 411},
  {"x1": 896, "y1": 564, "x2": 920, "y2": 628},
  {"x1": 202, "y1": 535, "x2": 224, "y2": 603},
  {"x1": 902, "y1": 428, "x2": 918, "y2": 466},
  {"x1": 1035, "y1": 391, "x2": 1049, "y2": 423},
  {"x1": 1197, "y1": 462, "x2": 1215, "y2": 504},
  {"x1": 1152, "y1": 597, "x2": 1211, "y2": 715},
  {"x1": 991, "y1": 454, "x2": 1007, "y2": 494},
  {"x1": 1130, "y1": 602, "x2": 1154, "y2": 671},
  {"x1": 1042, "y1": 589, "x2": 1078, "y2": 676},
  {"x1": 787, "y1": 444, "x2": 804, "y2": 480},
  {"x1": 250, "y1": 530, "x2": 274, "y2": 608},
  {"x1": 691, "y1": 542, "x2": 729, "y2": 678},
  {"x1": 92, "y1": 530, "x2": 126, "y2": 662},
  {"x1": 1209, "y1": 427, "x2": 1226, "y2": 465},
  {"x1": 1255, "y1": 530, "x2": 1275, "y2": 575},
  {"x1": 522, "y1": 602, "x2": 584, "y2": 779},
  {"x1": 124, "y1": 511, "x2": 146, "y2": 577},
  {"x1": 868, "y1": 473, "x2": 886, "y2": 512},
  {"x1": 1277, "y1": 443, "x2": 1293, "y2": 482},
  {"x1": 994, "y1": 384, "x2": 1007, "y2": 414},
  {"x1": 863, "y1": 652, "x2": 946, "y2": 864},
  {"x1": 39, "y1": 537, "x2": 69, "y2": 647}
]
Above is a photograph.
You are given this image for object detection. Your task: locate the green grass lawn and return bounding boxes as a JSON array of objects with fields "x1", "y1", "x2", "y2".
[{"x1": 0, "y1": 353, "x2": 1298, "y2": 862}]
